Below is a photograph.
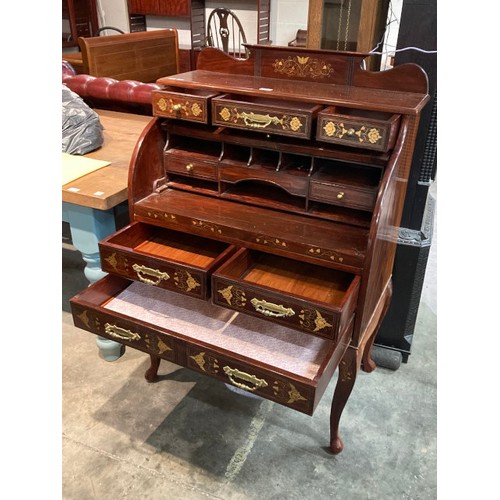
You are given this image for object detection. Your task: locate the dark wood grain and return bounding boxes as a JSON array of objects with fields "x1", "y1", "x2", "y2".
[{"x1": 70, "y1": 44, "x2": 429, "y2": 454}]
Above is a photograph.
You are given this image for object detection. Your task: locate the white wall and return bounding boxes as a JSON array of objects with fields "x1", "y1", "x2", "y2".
[{"x1": 95, "y1": 0, "x2": 130, "y2": 33}]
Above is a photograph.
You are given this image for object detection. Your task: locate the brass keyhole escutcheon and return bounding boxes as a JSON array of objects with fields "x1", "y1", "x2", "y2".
[
  {"x1": 186, "y1": 163, "x2": 194, "y2": 172},
  {"x1": 337, "y1": 191, "x2": 345, "y2": 200}
]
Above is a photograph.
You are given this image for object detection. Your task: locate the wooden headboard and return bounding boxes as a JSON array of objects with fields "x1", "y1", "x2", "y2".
[{"x1": 78, "y1": 29, "x2": 180, "y2": 82}]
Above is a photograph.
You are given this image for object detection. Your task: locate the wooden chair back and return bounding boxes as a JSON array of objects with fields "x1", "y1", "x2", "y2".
[{"x1": 206, "y1": 8, "x2": 248, "y2": 59}]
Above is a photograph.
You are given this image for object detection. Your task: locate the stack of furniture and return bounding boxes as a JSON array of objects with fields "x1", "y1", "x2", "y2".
[
  {"x1": 70, "y1": 45, "x2": 428, "y2": 453},
  {"x1": 126, "y1": 0, "x2": 271, "y2": 70}
]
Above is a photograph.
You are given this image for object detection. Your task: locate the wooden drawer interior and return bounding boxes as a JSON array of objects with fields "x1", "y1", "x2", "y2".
[
  {"x1": 212, "y1": 248, "x2": 359, "y2": 339},
  {"x1": 216, "y1": 248, "x2": 356, "y2": 307},
  {"x1": 71, "y1": 275, "x2": 343, "y2": 414},
  {"x1": 99, "y1": 222, "x2": 236, "y2": 299}
]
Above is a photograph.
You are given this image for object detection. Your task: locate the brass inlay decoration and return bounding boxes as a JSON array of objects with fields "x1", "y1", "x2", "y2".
[
  {"x1": 218, "y1": 106, "x2": 303, "y2": 133},
  {"x1": 340, "y1": 358, "x2": 354, "y2": 382},
  {"x1": 322, "y1": 121, "x2": 383, "y2": 145},
  {"x1": 299, "y1": 309, "x2": 333, "y2": 333},
  {"x1": 272, "y1": 381, "x2": 308, "y2": 405},
  {"x1": 146, "y1": 210, "x2": 177, "y2": 222},
  {"x1": 287, "y1": 384, "x2": 307, "y2": 404},
  {"x1": 132, "y1": 263, "x2": 170, "y2": 286},
  {"x1": 307, "y1": 247, "x2": 344, "y2": 263},
  {"x1": 223, "y1": 366, "x2": 268, "y2": 392},
  {"x1": 104, "y1": 323, "x2": 140, "y2": 341},
  {"x1": 191, "y1": 103, "x2": 202, "y2": 117},
  {"x1": 190, "y1": 352, "x2": 206, "y2": 371},
  {"x1": 273, "y1": 56, "x2": 334, "y2": 79},
  {"x1": 104, "y1": 252, "x2": 119, "y2": 271},
  {"x1": 146, "y1": 334, "x2": 172, "y2": 356},
  {"x1": 77, "y1": 310, "x2": 91, "y2": 329},
  {"x1": 157, "y1": 97, "x2": 203, "y2": 119},
  {"x1": 217, "y1": 285, "x2": 247, "y2": 307},
  {"x1": 250, "y1": 298, "x2": 295, "y2": 318},
  {"x1": 174, "y1": 270, "x2": 201, "y2": 293},
  {"x1": 157, "y1": 97, "x2": 167, "y2": 111},
  {"x1": 157, "y1": 338, "x2": 172, "y2": 355},
  {"x1": 190, "y1": 352, "x2": 219, "y2": 374},
  {"x1": 255, "y1": 236, "x2": 287, "y2": 248},
  {"x1": 191, "y1": 219, "x2": 223, "y2": 234}
]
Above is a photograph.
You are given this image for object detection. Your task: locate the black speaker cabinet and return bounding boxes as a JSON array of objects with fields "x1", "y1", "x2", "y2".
[{"x1": 375, "y1": 0, "x2": 437, "y2": 365}]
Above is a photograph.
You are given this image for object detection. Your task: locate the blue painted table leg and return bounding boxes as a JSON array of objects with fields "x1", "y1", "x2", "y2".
[{"x1": 62, "y1": 202, "x2": 125, "y2": 361}]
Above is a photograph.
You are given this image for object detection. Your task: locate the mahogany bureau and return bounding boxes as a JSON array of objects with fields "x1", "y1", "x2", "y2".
[{"x1": 70, "y1": 45, "x2": 429, "y2": 454}]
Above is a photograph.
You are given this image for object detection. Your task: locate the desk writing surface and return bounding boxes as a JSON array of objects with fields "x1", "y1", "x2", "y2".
[{"x1": 62, "y1": 109, "x2": 152, "y2": 211}]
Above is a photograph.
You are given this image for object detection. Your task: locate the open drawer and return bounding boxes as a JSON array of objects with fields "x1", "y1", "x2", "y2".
[
  {"x1": 316, "y1": 106, "x2": 401, "y2": 152},
  {"x1": 152, "y1": 87, "x2": 220, "y2": 124},
  {"x1": 70, "y1": 275, "x2": 352, "y2": 415},
  {"x1": 212, "y1": 248, "x2": 360, "y2": 341},
  {"x1": 99, "y1": 222, "x2": 237, "y2": 300},
  {"x1": 212, "y1": 94, "x2": 322, "y2": 139}
]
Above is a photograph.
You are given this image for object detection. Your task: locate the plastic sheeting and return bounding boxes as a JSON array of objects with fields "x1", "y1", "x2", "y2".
[{"x1": 62, "y1": 85, "x2": 104, "y2": 155}]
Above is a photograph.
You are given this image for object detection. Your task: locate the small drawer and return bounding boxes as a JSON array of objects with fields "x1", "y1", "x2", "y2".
[
  {"x1": 164, "y1": 136, "x2": 222, "y2": 181},
  {"x1": 309, "y1": 161, "x2": 381, "y2": 211},
  {"x1": 212, "y1": 248, "x2": 360, "y2": 341},
  {"x1": 152, "y1": 87, "x2": 219, "y2": 123},
  {"x1": 212, "y1": 94, "x2": 322, "y2": 139},
  {"x1": 71, "y1": 275, "x2": 351, "y2": 415},
  {"x1": 316, "y1": 106, "x2": 401, "y2": 152},
  {"x1": 165, "y1": 154, "x2": 218, "y2": 181},
  {"x1": 99, "y1": 222, "x2": 237, "y2": 300}
]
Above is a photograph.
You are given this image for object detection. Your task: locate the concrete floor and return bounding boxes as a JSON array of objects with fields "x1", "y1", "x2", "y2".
[{"x1": 62, "y1": 185, "x2": 437, "y2": 499}]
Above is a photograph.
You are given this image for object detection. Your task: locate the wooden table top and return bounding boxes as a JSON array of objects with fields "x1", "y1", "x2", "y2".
[{"x1": 62, "y1": 109, "x2": 152, "y2": 211}]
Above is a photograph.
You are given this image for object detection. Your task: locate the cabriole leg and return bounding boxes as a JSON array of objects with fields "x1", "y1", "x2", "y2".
[
  {"x1": 330, "y1": 346, "x2": 361, "y2": 454},
  {"x1": 145, "y1": 355, "x2": 161, "y2": 383}
]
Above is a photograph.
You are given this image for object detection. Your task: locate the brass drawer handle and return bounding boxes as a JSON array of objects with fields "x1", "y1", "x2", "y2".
[
  {"x1": 250, "y1": 298, "x2": 295, "y2": 318},
  {"x1": 132, "y1": 263, "x2": 170, "y2": 286},
  {"x1": 223, "y1": 366, "x2": 268, "y2": 392},
  {"x1": 337, "y1": 191, "x2": 345, "y2": 199},
  {"x1": 105, "y1": 323, "x2": 140, "y2": 341},
  {"x1": 240, "y1": 111, "x2": 282, "y2": 129},
  {"x1": 185, "y1": 163, "x2": 194, "y2": 172},
  {"x1": 172, "y1": 103, "x2": 182, "y2": 112}
]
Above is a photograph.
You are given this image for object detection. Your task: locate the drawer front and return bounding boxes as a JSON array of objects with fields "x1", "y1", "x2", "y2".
[
  {"x1": 72, "y1": 301, "x2": 176, "y2": 362},
  {"x1": 152, "y1": 90, "x2": 215, "y2": 123},
  {"x1": 316, "y1": 109, "x2": 400, "y2": 151},
  {"x1": 165, "y1": 153, "x2": 218, "y2": 181},
  {"x1": 99, "y1": 222, "x2": 238, "y2": 301},
  {"x1": 212, "y1": 97, "x2": 318, "y2": 139},
  {"x1": 309, "y1": 181, "x2": 377, "y2": 211},
  {"x1": 101, "y1": 248, "x2": 209, "y2": 299},
  {"x1": 213, "y1": 278, "x2": 340, "y2": 340},
  {"x1": 185, "y1": 346, "x2": 314, "y2": 414},
  {"x1": 211, "y1": 249, "x2": 360, "y2": 341},
  {"x1": 70, "y1": 276, "x2": 343, "y2": 417}
]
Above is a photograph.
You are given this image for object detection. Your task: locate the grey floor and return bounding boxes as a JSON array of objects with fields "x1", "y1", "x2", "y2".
[{"x1": 62, "y1": 183, "x2": 437, "y2": 499}]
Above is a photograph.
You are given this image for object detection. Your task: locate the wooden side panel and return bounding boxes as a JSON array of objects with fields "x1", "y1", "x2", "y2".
[
  {"x1": 79, "y1": 29, "x2": 179, "y2": 82},
  {"x1": 353, "y1": 115, "x2": 421, "y2": 346},
  {"x1": 128, "y1": 117, "x2": 166, "y2": 216}
]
